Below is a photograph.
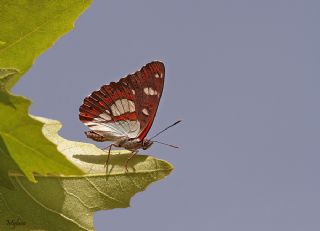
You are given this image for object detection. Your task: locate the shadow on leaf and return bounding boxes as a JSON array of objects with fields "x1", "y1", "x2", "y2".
[{"x1": 73, "y1": 153, "x2": 149, "y2": 172}]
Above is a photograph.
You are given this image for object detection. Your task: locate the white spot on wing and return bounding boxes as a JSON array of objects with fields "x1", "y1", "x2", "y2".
[
  {"x1": 111, "y1": 99, "x2": 134, "y2": 115},
  {"x1": 115, "y1": 99, "x2": 124, "y2": 114},
  {"x1": 128, "y1": 100, "x2": 135, "y2": 112},
  {"x1": 149, "y1": 88, "x2": 155, "y2": 95},
  {"x1": 155, "y1": 73, "x2": 160, "y2": 78},
  {"x1": 99, "y1": 113, "x2": 111, "y2": 121},
  {"x1": 111, "y1": 104, "x2": 120, "y2": 116},
  {"x1": 142, "y1": 108, "x2": 149, "y2": 116},
  {"x1": 132, "y1": 89, "x2": 135, "y2": 95},
  {"x1": 144, "y1": 87, "x2": 157, "y2": 96},
  {"x1": 121, "y1": 99, "x2": 129, "y2": 112},
  {"x1": 144, "y1": 87, "x2": 149, "y2": 95},
  {"x1": 92, "y1": 118, "x2": 105, "y2": 122}
]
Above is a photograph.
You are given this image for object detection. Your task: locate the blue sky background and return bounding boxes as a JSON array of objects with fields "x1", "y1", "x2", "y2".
[{"x1": 13, "y1": 1, "x2": 320, "y2": 230}]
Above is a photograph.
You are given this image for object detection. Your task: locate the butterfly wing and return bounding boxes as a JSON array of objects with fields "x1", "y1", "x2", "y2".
[
  {"x1": 79, "y1": 61, "x2": 165, "y2": 142},
  {"x1": 120, "y1": 61, "x2": 165, "y2": 140}
]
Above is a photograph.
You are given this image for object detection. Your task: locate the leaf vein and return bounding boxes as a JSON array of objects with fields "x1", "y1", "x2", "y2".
[
  {"x1": 15, "y1": 176, "x2": 91, "y2": 231},
  {"x1": 64, "y1": 187, "x2": 97, "y2": 209},
  {"x1": 0, "y1": 3, "x2": 83, "y2": 54},
  {"x1": 84, "y1": 177, "x2": 126, "y2": 206}
]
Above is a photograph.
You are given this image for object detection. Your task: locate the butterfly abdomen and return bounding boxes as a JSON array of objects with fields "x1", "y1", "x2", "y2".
[{"x1": 84, "y1": 131, "x2": 110, "y2": 142}]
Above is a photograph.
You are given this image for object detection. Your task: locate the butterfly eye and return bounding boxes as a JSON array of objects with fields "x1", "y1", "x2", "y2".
[{"x1": 142, "y1": 140, "x2": 153, "y2": 150}]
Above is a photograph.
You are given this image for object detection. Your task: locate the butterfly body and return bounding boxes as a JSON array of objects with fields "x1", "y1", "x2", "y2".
[
  {"x1": 85, "y1": 130, "x2": 153, "y2": 151},
  {"x1": 79, "y1": 61, "x2": 165, "y2": 171}
]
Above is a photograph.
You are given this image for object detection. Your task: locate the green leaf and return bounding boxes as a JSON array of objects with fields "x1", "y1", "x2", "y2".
[
  {"x1": 0, "y1": 0, "x2": 93, "y2": 89},
  {"x1": 0, "y1": 41, "x2": 5, "y2": 48},
  {"x1": 0, "y1": 68, "x2": 83, "y2": 186},
  {"x1": 0, "y1": 117, "x2": 173, "y2": 231},
  {"x1": 0, "y1": 0, "x2": 93, "y2": 185},
  {"x1": 0, "y1": 69, "x2": 23, "y2": 189}
]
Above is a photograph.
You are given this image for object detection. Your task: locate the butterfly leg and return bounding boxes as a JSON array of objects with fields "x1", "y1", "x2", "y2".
[
  {"x1": 125, "y1": 151, "x2": 137, "y2": 173},
  {"x1": 103, "y1": 144, "x2": 114, "y2": 174}
]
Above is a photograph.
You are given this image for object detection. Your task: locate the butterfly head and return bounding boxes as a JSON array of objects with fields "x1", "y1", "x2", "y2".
[{"x1": 142, "y1": 139, "x2": 153, "y2": 150}]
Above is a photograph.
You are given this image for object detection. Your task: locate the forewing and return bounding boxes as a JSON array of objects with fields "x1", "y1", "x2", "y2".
[{"x1": 120, "y1": 61, "x2": 165, "y2": 140}]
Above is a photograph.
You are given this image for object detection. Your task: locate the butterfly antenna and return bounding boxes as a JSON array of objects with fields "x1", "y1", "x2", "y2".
[
  {"x1": 149, "y1": 120, "x2": 182, "y2": 140},
  {"x1": 153, "y1": 141, "x2": 179, "y2": 148}
]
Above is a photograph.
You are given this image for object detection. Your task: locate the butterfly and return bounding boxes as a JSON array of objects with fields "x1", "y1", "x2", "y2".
[{"x1": 79, "y1": 61, "x2": 170, "y2": 172}]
